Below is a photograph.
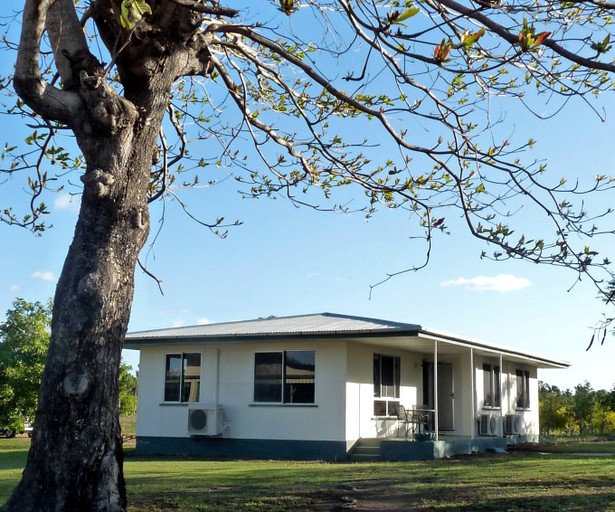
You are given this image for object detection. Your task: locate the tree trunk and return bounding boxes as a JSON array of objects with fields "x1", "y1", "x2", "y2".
[
  {"x1": 3, "y1": 0, "x2": 210, "y2": 508},
  {"x1": 1, "y1": 128, "x2": 155, "y2": 512},
  {"x1": 0, "y1": 76, "x2": 175, "y2": 512}
]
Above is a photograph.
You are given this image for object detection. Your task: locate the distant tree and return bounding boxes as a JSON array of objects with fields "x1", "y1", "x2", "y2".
[
  {"x1": 572, "y1": 381, "x2": 597, "y2": 436},
  {"x1": 118, "y1": 364, "x2": 137, "y2": 417},
  {"x1": 0, "y1": 299, "x2": 51, "y2": 436},
  {"x1": 2, "y1": 0, "x2": 615, "y2": 510},
  {"x1": 539, "y1": 382, "x2": 570, "y2": 436},
  {"x1": 593, "y1": 388, "x2": 615, "y2": 435},
  {"x1": 0, "y1": 301, "x2": 136, "y2": 434}
]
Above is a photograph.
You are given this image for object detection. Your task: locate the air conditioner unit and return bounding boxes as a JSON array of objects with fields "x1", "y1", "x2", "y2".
[
  {"x1": 478, "y1": 414, "x2": 498, "y2": 436},
  {"x1": 188, "y1": 405, "x2": 224, "y2": 436},
  {"x1": 504, "y1": 414, "x2": 522, "y2": 435}
]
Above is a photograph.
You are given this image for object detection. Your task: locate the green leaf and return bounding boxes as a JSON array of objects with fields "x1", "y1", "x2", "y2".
[
  {"x1": 394, "y1": 6, "x2": 420, "y2": 23},
  {"x1": 591, "y1": 34, "x2": 611, "y2": 54},
  {"x1": 461, "y1": 28, "x2": 486, "y2": 48},
  {"x1": 120, "y1": 0, "x2": 152, "y2": 29}
]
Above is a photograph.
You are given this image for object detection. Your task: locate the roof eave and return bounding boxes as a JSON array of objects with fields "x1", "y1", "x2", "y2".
[
  {"x1": 123, "y1": 326, "x2": 423, "y2": 349},
  {"x1": 124, "y1": 326, "x2": 569, "y2": 369},
  {"x1": 415, "y1": 329, "x2": 570, "y2": 369}
]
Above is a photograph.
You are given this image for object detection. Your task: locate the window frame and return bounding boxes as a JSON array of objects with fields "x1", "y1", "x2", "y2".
[
  {"x1": 373, "y1": 353, "x2": 401, "y2": 416},
  {"x1": 253, "y1": 350, "x2": 316, "y2": 405},
  {"x1": 482, "y1": 363, "x2": 501, "y2": 409},
  {"x1": 163, "y1": 352, "x2": 202, "y2": 403}
]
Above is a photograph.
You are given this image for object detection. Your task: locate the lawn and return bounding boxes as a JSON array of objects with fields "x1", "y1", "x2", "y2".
[{"x1": 1, "y1": 439, "x2": 614, "y2": 511}]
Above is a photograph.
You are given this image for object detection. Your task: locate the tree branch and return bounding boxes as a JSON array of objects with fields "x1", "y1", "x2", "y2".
[
  {"x1": 45, "y1": 0, "x2": 92, "y2": 88},
  {"x1": 166, "y1": 0, "x2": 238, "y2": 17},
  {"x1": 14, "y1": 0, "x2": 82, "y2": 125}
]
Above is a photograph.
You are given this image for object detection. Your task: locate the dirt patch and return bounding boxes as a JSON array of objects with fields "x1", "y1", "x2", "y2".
[{"x1": 308, "y1": 482, "x2": 414, "y2": 511}]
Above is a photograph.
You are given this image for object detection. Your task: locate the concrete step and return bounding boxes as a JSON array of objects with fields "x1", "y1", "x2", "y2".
[
  {"x1": 355, "y1": 438, "x2": 381, "y2": 447},
  {"x1": 349, "y1": 439, "x2": 382, "y2": 462}
]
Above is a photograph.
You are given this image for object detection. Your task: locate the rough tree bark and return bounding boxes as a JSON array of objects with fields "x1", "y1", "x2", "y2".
[{"x1": 2, "y1": 0, "x2": 211, "y2": 510}]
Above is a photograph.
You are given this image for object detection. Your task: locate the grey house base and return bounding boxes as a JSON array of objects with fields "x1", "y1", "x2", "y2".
[
  {"x1": 135, "y1": 435, "x2": 522, "y2": 462},
  {"x1": 135, "y1": 436, "x2": 350, "y2": 461},
  {"x1": 380, "y1": 437, "x2": 508, "y2": 461}
]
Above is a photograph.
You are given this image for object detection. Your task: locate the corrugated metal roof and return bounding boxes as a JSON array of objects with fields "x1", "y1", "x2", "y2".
[
  {"x1": 124, "y1": 312, "x2": 569, "y2": 369},
  {"x1": 125, "y1": 312, "x2": 421, "y2": 339}
]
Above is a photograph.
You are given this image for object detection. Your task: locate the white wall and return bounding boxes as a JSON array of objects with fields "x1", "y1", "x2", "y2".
[
  {"x1": 136, "y1": 340, "x2": 348, "y2": 442},
  {"x1": 135, "y1": 340, "x2": 543, "y2": 443}
]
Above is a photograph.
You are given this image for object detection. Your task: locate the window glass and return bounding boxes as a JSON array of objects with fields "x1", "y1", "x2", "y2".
[
  {"x1": 483, "y1": 364, "x2": 501, "y2": 408},
  {"x1": 373, "y1": 400, "x2": 387, "y2": 416},
  {"x1": 374, "y1": 354, "x2": 400, "y2": 399},
  {"x1": 254, "y1": 352, "x2": 283, "y2": 402},
  {"x1": 373, "y1": 354, "x2": 400, "y2": 415},
  {"x1": 483, "y1": 364, "x2": 492, "y2": 406},
  {"x1": 516, "y1": 369, "x2": 530, "y2": 409},
  {"x1": 254, "y1": 351, "x2": 316, "y2": 404},
  {"x1": 182, "y1": 353, "x2": 201, "y2": 402},
  {"x1": 284, "y1": 350, "x2": 315, "y2": 404},
  {"x1": 164, "y1": 354, "x2": 182, "y2": 402},
  {"x1": 165, "y1": 353, "x2": 201, "y2": 403},
  {"x1": 373, "y1": 354, "x2": 381, "y2": 398}
]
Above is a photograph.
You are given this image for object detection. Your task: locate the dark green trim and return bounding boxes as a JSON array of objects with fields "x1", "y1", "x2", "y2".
[
  {"x1": 135, "y1": 436, "x2": 349, "y2": 462},
  {"x1": 136, "y1": 436, "x2": 511, "y2": 462},
  {"x1": 380, "y1": 437, "x2": 508, "y2": 461}
]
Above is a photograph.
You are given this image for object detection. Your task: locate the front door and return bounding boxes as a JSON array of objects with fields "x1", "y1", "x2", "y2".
[{"x1": 424, "y1": 362, "x2": 455, "y2": 431}]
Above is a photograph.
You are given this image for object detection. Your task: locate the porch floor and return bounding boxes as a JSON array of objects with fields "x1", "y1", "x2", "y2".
[{"x1": 352, "y1": 435, "x2": 508, "y2": 461}]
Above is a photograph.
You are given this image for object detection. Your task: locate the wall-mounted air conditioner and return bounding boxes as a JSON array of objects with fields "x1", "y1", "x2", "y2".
[
  {"x1": 188, "y1": 404, "x2": 224, "y2": 436},
  {"x1": 478, "y1": 414, "x2": 498, "y2": 436},
  {"x1": 504, "y1": 414, "x2": 522, "y2": 435}
]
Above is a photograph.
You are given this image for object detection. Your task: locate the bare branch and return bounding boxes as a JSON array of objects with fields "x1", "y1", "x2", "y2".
[
  {"x1": 137, "y1": 258, "x2": 164, "y2": 295},
  {"x1": 166, "y1": 0, "x2": 238, "y2": 17},
  {"x1": 14, "y1": 0, "x2": 82, "y2": 125}
]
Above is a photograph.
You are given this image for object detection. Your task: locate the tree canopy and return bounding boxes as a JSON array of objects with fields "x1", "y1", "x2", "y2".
[
  {"x1": 0, "y1": 298, "x2": 50, "y2": 435},
  {"x1": 540, "y1": 380, "x2": 615, "y2": 436},
  {"x1": 1, "y1": 0, "x2": 614, "y2": 293}
]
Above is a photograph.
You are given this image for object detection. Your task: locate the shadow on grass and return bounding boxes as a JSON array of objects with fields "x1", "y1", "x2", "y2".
[
  {"x1": 0, "y1": 451, "x2": 28, "y2": 471},
  {"x1": 124, "y1": 454, "x2": 615, "y2": 512}
]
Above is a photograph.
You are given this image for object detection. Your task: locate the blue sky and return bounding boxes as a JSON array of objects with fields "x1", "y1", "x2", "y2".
[{"x1": 1, "y1": 1, "x2": 614, "y2": 392}]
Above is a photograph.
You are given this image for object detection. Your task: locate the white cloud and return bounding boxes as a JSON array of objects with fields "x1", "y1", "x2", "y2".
[
  {"x1": 196, "y1": 317, "x2": 211, "y2": 325},
  {"x1": 9, "y1": 284, "x2": 20, "y2": 293},
  {"x1": 31, "y1": 270, "x2": 56, "y2": 282},
  {"x1": 171, "y1": 320, "x2": 185, "y2": 328},
  {"x1": 54, "y1": 193, "x2": 79, "y2": 211},
  {"x1": 440, "y1": 274, "x2": 532, "y2": 293}
]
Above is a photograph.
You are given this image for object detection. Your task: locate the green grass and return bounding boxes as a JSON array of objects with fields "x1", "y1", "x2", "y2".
[
  {"x1": 120, "y1": 414, "x2": 137, "y2": 437},
  {"x1": 511, "y1": 439, "x2": 615, "y2": 453},
  {"x1": 1, "y1": 439, "x2": 615, "y2": 511},
  {"x1": 0, "y1": 439, "x2": 30, "y2": 502}
]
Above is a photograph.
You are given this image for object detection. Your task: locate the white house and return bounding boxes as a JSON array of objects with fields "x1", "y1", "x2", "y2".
[{"x1": 124, "y1": 313, "x2": 569, "y2": 461}]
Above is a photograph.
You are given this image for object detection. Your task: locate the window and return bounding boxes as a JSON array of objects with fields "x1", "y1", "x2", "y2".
[
  {"x1": 516, "y1": 369, "x2": 530, "y2": 409},
  {"x1": 373, "y1": 354, "x2": 400, "y2": 416},
  {"x1": 254, "y1": 351, "x2": 315, "y2": 404},
  {"x1": 164, "y1": 353, "x2": 201, "y2": 402},
  {"x1": 482, "y1": 364, "x2": 501, "y2": 408}
]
